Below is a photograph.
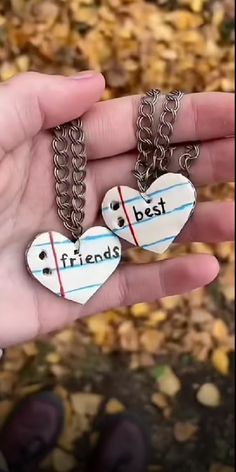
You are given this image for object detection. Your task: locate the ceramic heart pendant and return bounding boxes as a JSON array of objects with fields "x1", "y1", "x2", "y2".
[
  {"x1": 102, "y1": 173, "x2": 196, "y2": 255},
  {"x1": 26, "y1": 227, "x2": 121, "y2": 304}
]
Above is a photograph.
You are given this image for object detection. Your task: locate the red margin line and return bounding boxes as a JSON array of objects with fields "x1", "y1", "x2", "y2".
[
  {"x1": 49, "y1": 231, "x2": 65, "y2": 298},
  {"x1": 118, "y1": 186, "x2": 139, "y2": 246}
]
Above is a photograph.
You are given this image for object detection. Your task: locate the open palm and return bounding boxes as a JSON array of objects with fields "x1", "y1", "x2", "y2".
[{"x1": 0, "y1": 71, "x2": 234, "y2": 348}]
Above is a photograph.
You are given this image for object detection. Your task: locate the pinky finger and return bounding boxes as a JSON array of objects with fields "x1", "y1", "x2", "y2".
[{"x1": 82, "y1": 254, "x2": 219, "y2": 316}]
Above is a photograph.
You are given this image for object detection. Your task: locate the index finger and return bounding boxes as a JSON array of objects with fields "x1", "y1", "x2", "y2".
[{"x1": 84, "y1": 92, "x2": 234, "y2": 159}]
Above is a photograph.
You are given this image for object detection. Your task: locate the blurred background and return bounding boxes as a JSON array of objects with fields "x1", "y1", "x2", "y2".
[{"x1": 0, "y1": 0, "x2": 234, "y2": 471}]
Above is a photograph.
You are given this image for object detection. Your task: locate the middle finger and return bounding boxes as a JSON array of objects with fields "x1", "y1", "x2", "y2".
[{"x1": 90, "y1": 137, "x2": 234, "y2": 204}]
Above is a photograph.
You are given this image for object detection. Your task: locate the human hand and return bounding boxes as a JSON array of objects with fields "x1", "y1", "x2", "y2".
[{"x1": 0, "y1": 72, "x2": 234, "y2": 348}]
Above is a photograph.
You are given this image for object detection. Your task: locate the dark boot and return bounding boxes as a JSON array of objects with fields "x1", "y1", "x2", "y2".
[
  {"x1": 88, "y1": 413, "x2": 150, "y2": 472},
  {"x1": 0, "y1": 391, "x2": 64, "y2": 472}
]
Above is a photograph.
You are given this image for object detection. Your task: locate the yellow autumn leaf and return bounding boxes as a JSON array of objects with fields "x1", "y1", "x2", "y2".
[
  {"x1": 118, "y1": 321, "x2": 139, "y2": 352},
  {"x1": 211, "y1": 349, "x2": 230, "y2": 376},
  {"x1": 157, "y1": 367, "x2": 181, "y2": 398},
  {"x1": 0, "y1": 62, "x2": 18, "y2": 81},
  {"x1": 140, "y1": 329, "x2": 165, "y2": 354},
  {"x1": 22, "y1": 342, "x2": 38, "y2": 357},
  {"x1": 46, "y1": 352, "x2": 61, "y2": 364},
  {"x1": 212, "y1": 320, "x2": 229, "y2": 342},
  {"x1": 71, "y1": 393, "x2": 103, "y2": 417},
  {"x1": 131, "y1": 303, "x2": 150, "y2": 318},
  {"x1": 197, "y1": 383, "x2": 221, "y2": 407},
  {"x1": 145, "y1": 310, "x2": 167, "y2": 327},
  {"x1": 151, "y1": 392, "x2": 169, "y2": 410},
  {"x1": 191, "y1": 0, "x2": 205, "y2": 13},
  {"x1": 105, "y1": 398, "x2": 125, "y2": 415}
]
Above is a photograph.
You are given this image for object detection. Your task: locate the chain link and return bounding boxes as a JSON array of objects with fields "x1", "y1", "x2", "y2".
[
  {"x1": 52, "y1": 118, "x2": 87, "y2": 240},
  {"x1": 153, "y1": 90, "x2": 184, "y2": 173},
  {"x1": 135, "y1": 89, "x2": 200, "y2": 192},
  {"x1": 134, "y1": 89, "x2": 161, "y2": 193},
  {"x1": 179, "y1": 143, "x2": 200, "y2": 175}
]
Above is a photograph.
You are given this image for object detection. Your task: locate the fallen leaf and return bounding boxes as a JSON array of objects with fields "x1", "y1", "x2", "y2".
[
  {"x1": 129, "y1": 353, "x2": 140, "y2": 371},
  {"x1": 54, "y1": 329, "x2": 75, "y2": 344},
  {"x1": 197, "y1": 383, "x2": 221, "y2": 408},
  {"x1": 163, "y1": 407, "x2": 172, "y2": 419},
  {"x1": 155, "y1": 366, "x2": 181, "y2": 398},
  {"x1": 219, "y1": 264, "x2": 235, "y2": 301},
  {"x1": 151, "y1": 392, "x2": 169, "y2": 410},
  {"x1": 22, "y1": 342, "x2": 38, "y2": 357},
  {"x1": 50, "y1": 365, "x2": 70, "y2": 378},
  {"x1": 118, "y1": 321, "x2": 139, "y2": 352},
  {"x1": 139, "y1": 352, "x2": 155, "y2": 368},
  {"x1": 71, "y1": 393, "x2": 103, "y2": 416},
  {"x1": 140, "y1": 330, "x2": 165, "y2": 354},
  {"x1": 59, "y1": 414, "x2": 86, "y2": 450},
  {"x1": 167, "y1": 10, "x2": 203, "y2": 30},
  {"x1": 145, "y1": 310, "x2": 167, "y2": 327},
  {"x1": 0, "y1": 15, "x2": 6, "y2": 27},
  {"x1": 105, "y1": 398, "x2": 125, "y2": 414},
  {"x1": 174, "y1": 421, "x2": 198, "y2": 442},
  {"x1": 15, "y1": 54, "x2": 30, "y2": 72},
  {"x1": 212, "y1": 320, "x2": 229, "y2": 342},
  {"x1": 0, "y1": 61, "x2": 18, "y2": 81},
  {"x1": 131, "y1": 303, "x2": 150, "y2": 318},
  {"x1": 191, "y1": 0, "x2": 205, "y2": 14},
  {"x1": 161, "y1": 295, "x2": 182, "y2": 310},
  {"x1": 188, "y1": 288, "x2": 205, "y2": 307},
  {"x1": 211, "y1": 349, "x2": 230, "y2": 376},
  {"x1": 190, "y1": 308, "x2": 213, "y2": 325},
  {"x1": 87, "y1": 312, "x2": 118, "y2": 349},
  {"x1": 46, "y1": 352, "x2": 61, "y2": 364}
]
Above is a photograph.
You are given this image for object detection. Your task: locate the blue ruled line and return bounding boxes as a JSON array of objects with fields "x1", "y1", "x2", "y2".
[
  {"x1": 142, "y1": 235, "x2": 175, "y2": 249},
  {"x1": 103, "y1": 182, "x2": 190, "y2": 211},
  {"x1": 57, "y1": 283, "x2": 101, "y2": 296},
  {"x1": 34, "y1": 232, "x2": 115, "y2": 247}
]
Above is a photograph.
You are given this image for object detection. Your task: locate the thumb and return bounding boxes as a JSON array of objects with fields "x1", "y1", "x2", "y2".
[{"x1": 0, "y1": 71, "x2": 105, "y2": 152}]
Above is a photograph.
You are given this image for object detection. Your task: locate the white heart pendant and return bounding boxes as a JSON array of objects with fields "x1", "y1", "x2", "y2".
[
  {"x1": 102, "y1": 173, "x2": 196, "y2": 254},
  {"x1": 26, "y1": 227, "x2": 121, "y2": 304}
]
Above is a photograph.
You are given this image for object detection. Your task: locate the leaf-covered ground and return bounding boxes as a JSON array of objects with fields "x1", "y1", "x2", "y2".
[{"x1": 0, "y1": 0, "x2": 235, "y2": 471}]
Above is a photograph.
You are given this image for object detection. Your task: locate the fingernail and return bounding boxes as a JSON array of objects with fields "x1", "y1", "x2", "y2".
[{"x1": 71, "y1": 70, "x2": 97, "y2": 80}]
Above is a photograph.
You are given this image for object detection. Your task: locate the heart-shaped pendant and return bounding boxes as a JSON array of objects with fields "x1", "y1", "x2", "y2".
[
  {"x1": 102, "y1": 173, "x2": 196, "y2": 255},
  {"x1": 26, "y1": 227, "x2": 121, "y2": 304}
]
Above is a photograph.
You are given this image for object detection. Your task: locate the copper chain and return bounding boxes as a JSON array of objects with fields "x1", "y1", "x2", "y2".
[
  {"x1": 52, "y1": 118, "x2": 87, "y2": 240},
  {"x1": 52, "y1": 91, "x2": 200, "y2": 238},
  {"x1": 135, "y1": 89, "x2": 200, "y2": 193},
  {"x1": 134, "y1": 89, "x2": 160, "y2": 192}
]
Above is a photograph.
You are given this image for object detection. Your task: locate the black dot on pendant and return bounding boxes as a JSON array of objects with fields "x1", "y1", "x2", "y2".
[
  {"x1": 117, "y1": 217, "x2": 125, "y2": 228},
  {"x1": 39, "y1": 251, "x2": 47, "y2": 260},
  {"x1": 43, "y1": 268, "x2": 52, "y2": 276},
  {"x1": 110, "y1": 201, "x2": 120, "y2": 211}
]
